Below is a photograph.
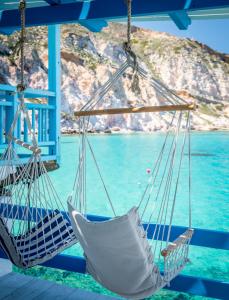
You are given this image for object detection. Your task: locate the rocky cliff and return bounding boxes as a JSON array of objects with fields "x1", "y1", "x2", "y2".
[{"x1": 0, "y1": 23, "x2": 229, "y2": 132}]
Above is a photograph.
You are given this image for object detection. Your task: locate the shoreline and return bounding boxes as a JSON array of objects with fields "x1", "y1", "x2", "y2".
[{"x1": 61, "y1": 128, "x2": 229, "y2": 136}]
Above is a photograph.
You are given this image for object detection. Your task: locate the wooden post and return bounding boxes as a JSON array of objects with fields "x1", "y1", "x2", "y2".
[
  {"x1": 0, "y1": 106, "x2": 3, "y2": 144},
  {"x1": 48, "y1": 25, "x2": 61, "y2": 163},
  {"x1": 74, "y1": 103, "x2": 196, "y2": 117},
  {"x1": 5, "y1": 91, "x2": 18, "y2": 143}
]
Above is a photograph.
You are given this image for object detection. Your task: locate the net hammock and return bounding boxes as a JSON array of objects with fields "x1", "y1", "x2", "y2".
[
  {"x1": 0, "y1": 0, "x2": 77, "y2": 269},
  {"x1": 0, "y1": 96, "x2": 77, "y2": 268},
  {"x1": 68, "y1": 54, "x2": 194, "y2": 299}
]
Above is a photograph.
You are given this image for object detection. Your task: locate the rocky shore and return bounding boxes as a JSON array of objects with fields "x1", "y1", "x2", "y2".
[{"x1": 0, "y1": 23, "x2": 229, "y2": 132}]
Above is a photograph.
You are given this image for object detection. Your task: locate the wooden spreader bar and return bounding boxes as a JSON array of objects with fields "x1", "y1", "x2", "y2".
[
  {"x1": 12, "y1": 137, "x2": 41, "y2": 154},
  {"x1": 161, "y1": 228, "x2": 194, "y2": 257},
  {"x1": 74, "y1": 104, "x2": 196, "y2": 117}
]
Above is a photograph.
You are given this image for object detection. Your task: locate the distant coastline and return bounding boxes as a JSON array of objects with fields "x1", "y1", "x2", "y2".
[{"x1": 61, "y1": 127, "x2": 229, "y2": 135}]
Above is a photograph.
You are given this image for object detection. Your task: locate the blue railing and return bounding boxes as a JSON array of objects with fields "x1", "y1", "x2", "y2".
[
  {"x1": 0, "y1": 84, "x2": 58, "y2": 162},
  {"x1": 0, "y1": 203, "x2": 228, "y2": 299},
  {"x1": 0, "y1": 26, "x2": 61, "y2": 164}
]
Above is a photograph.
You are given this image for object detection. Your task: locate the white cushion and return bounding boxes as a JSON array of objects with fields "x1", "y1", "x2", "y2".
[{"x1": 68, "y1": 201, "x2": 162, "y2": 299}]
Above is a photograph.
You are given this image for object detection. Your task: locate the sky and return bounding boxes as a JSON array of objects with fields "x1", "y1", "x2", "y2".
[{"x1": 134, "y1": 19, "x2": 229, "y2": 54}]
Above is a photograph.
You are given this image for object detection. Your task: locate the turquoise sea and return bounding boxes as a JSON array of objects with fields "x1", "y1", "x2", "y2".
[{"x1": 18, "y1": 132, "x2": 229, "y2": 299}]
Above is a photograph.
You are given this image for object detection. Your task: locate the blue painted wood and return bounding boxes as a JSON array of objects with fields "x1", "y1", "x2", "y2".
[
  {"x1": 87, "y1": 214, "x2": 229, "y2": 251},
  {"x1": 45, "y1": 0, "x2": 60, "y2": 5},
  {"x1": 0, "y1": 84, "x2": 55, "y2": 98},
  {"x1": 48, "y1": 25, "x2": 61, "y2": 163},
  {"x1": 184, "y1": 0, "x2": 193, "y2": 9},
  {"x1": 17, "y1": 114, "x2": 21, "y2": 140},
  {"x1": 0, "y1": 84, "x2": 57, "y2": 159},
  {"x1": 0, "y1": 203, "x2": 228, "y2": 251},
  {"x1": 79, "y1": 20, "x2": 108, "y2": 32},
  {"x1": 0, "y1": 106, "x2": 3, "y2": 144},
  {"x1": 0, "y1": 0, "x2": 49, "y2": 11},
  {"x1": 31, "y1": 108, "x2": 35, "y2": 130},
  {"x1": 25, "y1": 88, "x2": 56, "y2": 98},
  {"x1": 40, "y1": 255, "x2": 229, "y2": 299},
  {"x1": 24, "y1": 118, "x2": 28, "y2": 142},
  {"x1": 0, "y1": 101, "x2": 12, "y2": 106},
  {"x1": 5, "y1": 92, "x2": 17, "y2": 140},
  {"x1": 0, "y1": 153, "x2": 57, "y2": 162},
  {"x1": 38, "y1": 109, "x2": 42, "y2": 142},
  {"x1": 169, "y1": 10, "x2": 191, "y2": 29},
  {"x1": 26, "y1": 103, "x2": 55, "y2": 110},
  {"x1": 45, "y1": 109, "x2": 48, "y2": 141},
  {"x1": 0, "y1": 202, "x2": 228, "y2": 298},
  {"x1": 167, "y1": 273, "x2": 228, "y2": 299},
  {"x1": 0, "y1": 84, "x2": 15, "y2": 92},
  {"x1": 41, "y1": 108, "x2": 44, "y2": 141},
  {"x1": 1, "y1": 0, "x2": 229, "y2": 32},
  {"x1": 38, "y1": 141, "x2": 55, "y2": 146},
  {"x1": 0, "y1": 248, "x2": 227, "y2": 299},
  {"x1": 77, "y1": 0, "x2": 108, "y2": 32}
]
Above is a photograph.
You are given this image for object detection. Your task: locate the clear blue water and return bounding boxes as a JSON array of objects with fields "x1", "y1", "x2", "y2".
[
  {"x1": 51, "y1": 132, "x2": 229, "y2": 231},
  {"x1": 18, "y1": 132, "x2": 229, "y2": 299}
]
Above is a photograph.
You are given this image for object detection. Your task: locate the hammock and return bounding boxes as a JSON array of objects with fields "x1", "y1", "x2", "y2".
[
  {"x1": 0, "y1": 0, "x2": 77, "y2": 268},
  {"x1": 68, "y1": 57, "x2": 194, "y2": 299},
  {"x1": 0, "y1": 98, "x2": 77, "y2": 268}
]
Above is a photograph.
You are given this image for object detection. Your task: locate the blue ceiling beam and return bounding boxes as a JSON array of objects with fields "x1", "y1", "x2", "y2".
[
  {"x1": 169, "y1": 11, "x2": 191, "y2": 29},
  {"x1": 79, "y1": 19, "x2": 108, "y2": 32},
  {"x1": 44, "y1": 0, "x2": 107, "y2": 31},
  {"x1": 78, "y1": 1, "x2": 108, "y2": 32},
  {"x1": 0, "y1": 0, "x2": 229, "y2": 33},
  {"x1": 44, "y1": 0, "x2": 61, "y2": 5},
  {"x1": 169, "y1": 0, "x2": 192, "y2": 29}
]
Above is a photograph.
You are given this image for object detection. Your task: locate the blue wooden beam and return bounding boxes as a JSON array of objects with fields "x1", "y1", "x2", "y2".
[
  {"x1": 5, "y1": 92, "x2": 17, "y2": 140},
  {"x1": 77, "y1": 1, "x2": 108, "y2": 32},
  {"x1": 48, "y1": 25, "x2": 61, "y2": 163},
  {"x1": 0, "y1": 84, "x2": 55, "y2": 98},
  {"x1": 44, "y1": 0, "x2": 61, "y2": 5},
  {"x1": 169, "y1": 0, "x2": 192, "y2": 29},
  {"x1": 79, "y1": 19, "x2": 108, "y2": 32},
  {"x1": 166, "y1": 273, "x2": 229, "y2": 300},
  {"x1": 1, "y1": 0, "x2": 229, "y2": 32},
  {"x1": 0, "y1": 249, "x2": 227, "y2": 299},
  {"x1": 169, "y1": 10, "x2": 191, "y2": 29},
  {"x1": 0, "y1": 203, "x2": 228, "y2": 251},
  {"x1": 39, "y1": 255, "x2": 229, "y2": 299}
]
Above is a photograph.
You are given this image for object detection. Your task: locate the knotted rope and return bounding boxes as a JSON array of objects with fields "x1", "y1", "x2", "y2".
[
  {"x1": 123, "y1": 0, "x2": 139, "y2": 93},
  {"x1": 17, "y1": 0, "x2": 27, "y2": 93}
]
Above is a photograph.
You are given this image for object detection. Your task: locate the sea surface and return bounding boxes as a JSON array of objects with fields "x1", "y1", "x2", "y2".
[{"x1": 18, "y1": 132, "x2": 229, "y2": 299}]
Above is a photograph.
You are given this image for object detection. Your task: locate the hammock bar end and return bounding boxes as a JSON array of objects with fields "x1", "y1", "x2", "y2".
[{"x1": 12, "y1": 137, "x2": 41, "y2": 154}]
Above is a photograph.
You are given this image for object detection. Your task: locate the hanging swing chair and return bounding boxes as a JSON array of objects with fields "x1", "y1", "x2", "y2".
[
  {"x1": 0, "y1": 0, "x2": 77, "y2": 269},
  {"x1": 68, "y1": 1, "x2": 195, "y2": 298}
]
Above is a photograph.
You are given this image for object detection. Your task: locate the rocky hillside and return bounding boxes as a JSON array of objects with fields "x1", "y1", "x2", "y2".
[{"x1": 0, "y1": 23, "x2": 229, "y2": 132}]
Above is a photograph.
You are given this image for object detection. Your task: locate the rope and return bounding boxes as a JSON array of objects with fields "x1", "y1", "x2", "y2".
[
  {"x1": 123, "y1": 0, "x2": 138, "y2": 80},
  {"x1": 17, "y1": 0, "x2": 26, "y2": 93},
  {"x1": 123, "y1": 0, "x2": 132, "y2": 53},
  {"x1": 0, "y1": 0, "x2": 77, "y2": 267}
]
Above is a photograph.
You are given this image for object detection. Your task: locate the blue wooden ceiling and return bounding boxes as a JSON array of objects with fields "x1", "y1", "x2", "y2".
[{"x1": 0, "y1": 0, "x2": 229, "y2": 34}]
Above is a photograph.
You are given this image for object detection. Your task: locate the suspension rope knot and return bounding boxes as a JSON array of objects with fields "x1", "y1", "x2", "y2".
[
  {"x1": 123, "y1": 41, "x2": 137, "y2": 65},
  {"x1": 123, "y1": 0, "x2": 133, "y2": 56},
  {"x1": 17, "y1": 83, "x2": 27, "y2": 93},
  {"x1": 123, "y1": 0, "x2": 139, "y2": 87}
]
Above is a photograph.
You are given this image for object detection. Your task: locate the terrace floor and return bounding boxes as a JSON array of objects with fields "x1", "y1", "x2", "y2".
[{"x1": 0, "y1": 272, "x2": 119, "y2": 300}]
